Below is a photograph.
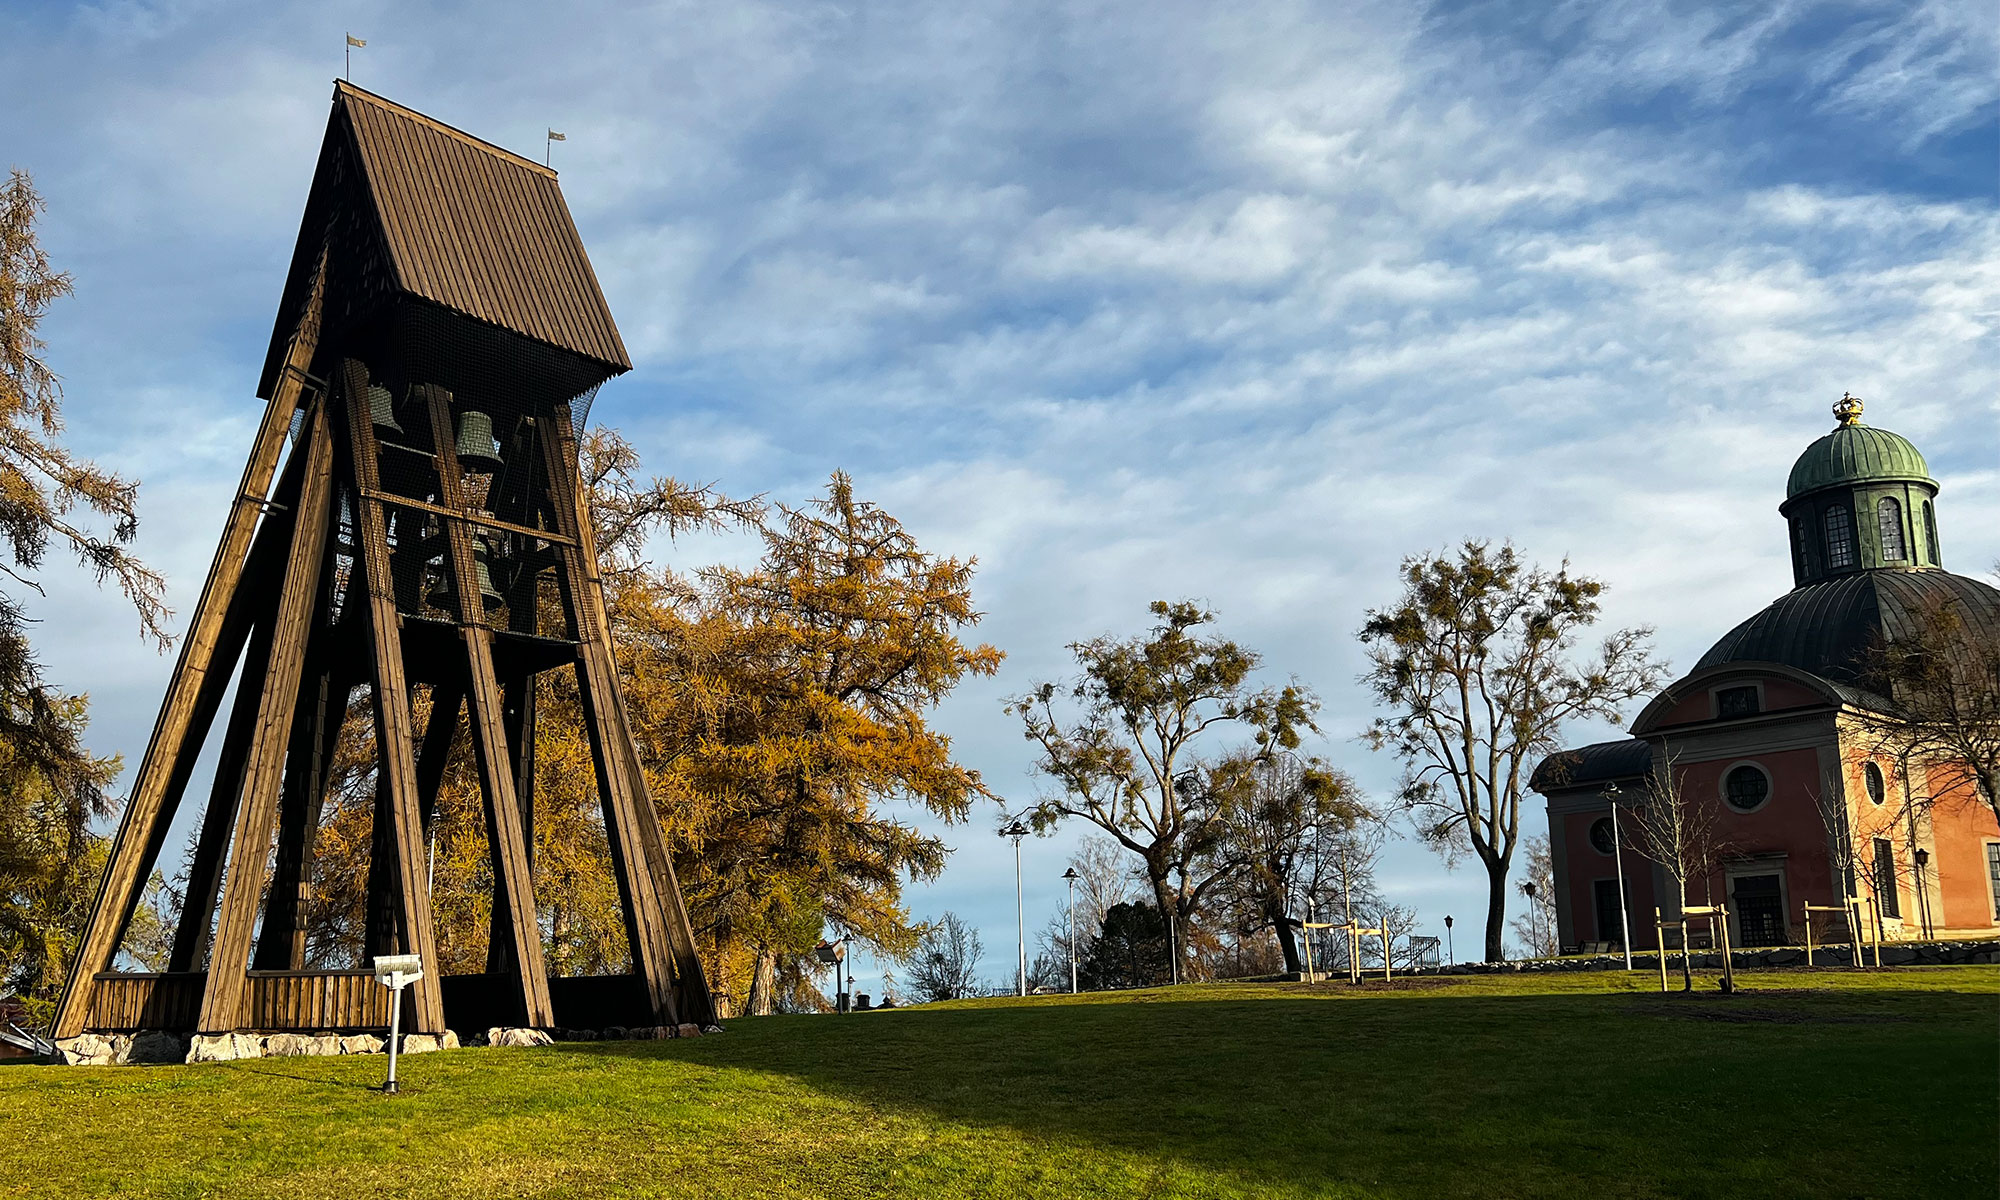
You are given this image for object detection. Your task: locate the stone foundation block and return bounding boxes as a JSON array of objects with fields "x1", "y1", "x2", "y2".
[{"x1": 186, "y1": 1033, "x2": 263, "y2": 1063}]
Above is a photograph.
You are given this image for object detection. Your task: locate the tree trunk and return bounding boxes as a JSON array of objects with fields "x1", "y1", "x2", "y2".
[
  {"x1": 1269, "y1": 901, "x2": 1302, "y2": 975},
  {"x1": 1147, "y1": 866, "x2": 1180, "y2": 984},
  {"x1": 1484, "y1": 864, "x2": 1508, "y2": 962},
  {"x1": 745, "y1": 945, "x2": 777, "y2": 1015}
]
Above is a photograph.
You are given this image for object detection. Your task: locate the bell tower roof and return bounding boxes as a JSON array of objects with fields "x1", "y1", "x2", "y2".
[{"x1": 257, "y1": 81, "x2": 630, "y2": 403}]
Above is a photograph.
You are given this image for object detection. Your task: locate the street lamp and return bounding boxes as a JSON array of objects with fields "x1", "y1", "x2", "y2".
[
  {"x1": 1062, "y1": 866, "x2": 1079, "y2": 993},
  {"x1": 814, "y1": 937, "x2": 851, "y2": 1011},
  {"x1": 1002, "y1": 821, "x2": 1030, "y2": 997},
  {"x1": 1520, "y1": 880, "x2": 1540, "y2": 957},
  {"x1": 1443, "y1": 915, "x2": 1454, "y2": 967},
  {"x1": 1604, "y1": 782, "x2": 1634, "y2": 970},
  {"x1": 1913, "y1": 848, "x2": 1932, "y2": 939}
]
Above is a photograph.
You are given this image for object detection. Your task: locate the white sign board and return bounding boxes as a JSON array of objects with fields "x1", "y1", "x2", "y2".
[{"x1": 373, "y1": 953, "x2": 425, "y2": 989}]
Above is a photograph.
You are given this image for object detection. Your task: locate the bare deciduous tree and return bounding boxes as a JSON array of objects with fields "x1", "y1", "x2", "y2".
[
  {"x1": 1506, "y1": 835, "x2": 1558, "y2": 958},
  {"x1": 1625, "y1": 744, "x2": 1729, "y2": 991},
  {"x1": 1011, "y1": 600, "x2": 1317, "y2": 982},
  {"x1": 1360, "y1": 541, "x2": 1665, "y2": 962},
  {"x1": 1197, "y1": 751, "x2": 1368, "y2": 974},
  {"x1": 1849, "y1": 578, "x2": 2000, "y2": 826},
  {"x1": 905, "y1": 912, "x2": 982, "y2": 1003}
]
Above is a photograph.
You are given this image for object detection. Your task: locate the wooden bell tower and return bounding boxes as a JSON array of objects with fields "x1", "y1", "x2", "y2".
[{"x1": 53, "y1": 83, "x2": 712, "y2": 1040}]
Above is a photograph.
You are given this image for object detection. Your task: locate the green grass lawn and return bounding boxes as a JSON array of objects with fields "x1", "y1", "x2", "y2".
[{"x1": 2, "y1": 967, "x2": 1994, "y2": 1199}]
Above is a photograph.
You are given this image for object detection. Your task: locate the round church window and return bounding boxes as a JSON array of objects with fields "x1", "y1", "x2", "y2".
[
  {"x1": 1864, "y1": 762, "x2": 1886, "y2": 806},
  {"x1": 1724, "y1": 765, "x2": 1770, "y2": 812},
  {"x1": 1589, "y1": 817, "x2": 1616, "y2": 855}
]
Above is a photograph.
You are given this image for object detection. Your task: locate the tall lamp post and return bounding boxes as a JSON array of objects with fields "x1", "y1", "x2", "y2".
[
  {"x1": 1521, "y1": 881, "x2": 1541, "y2": 957},
  {"x1": 1003, "y1": 821, "x2": 1030, "y2": 996},
  {"x1": 1062, "y1": 866, "x2": 1079, "y2": 993},
  {"x1": 1443, "y1": 915, "x2": 1454, "y2": 967},
  {"x1": 1913, "y1": 848, "x2": 1932, "y2": 939},
  {"x1": 1604, "y1": 782, "x2": 1634, "y2": 970}
]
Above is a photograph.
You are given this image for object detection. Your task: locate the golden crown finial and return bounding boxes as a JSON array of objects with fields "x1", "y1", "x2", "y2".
[{"x1": 1834, "y1": 392, "x2": 1864, "y2": 426}]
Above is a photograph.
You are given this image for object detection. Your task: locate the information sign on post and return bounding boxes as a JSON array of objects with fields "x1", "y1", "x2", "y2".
[{"x1": 373, "y1": 954, "x2": 425, "y2": 1094}]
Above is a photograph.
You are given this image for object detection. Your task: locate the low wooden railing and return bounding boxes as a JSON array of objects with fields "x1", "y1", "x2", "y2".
[{"x1": 86, "y1": 969, "x2": 680, "y2": 1032}]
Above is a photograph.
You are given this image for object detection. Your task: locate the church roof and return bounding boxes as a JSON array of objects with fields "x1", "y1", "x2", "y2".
[
  {"x1": 1695, "y1": 568, "x2": 2000, "y2": 685},
  {"x1": 1529, "y1": 738, "x2": 1652, "y2": 792},
  {"x1": 1785, "y1": 406, "x2": 1933, "y2": 501},
  {"x1": 258, "y1": 82, "x2": 629, "y2": 398}
]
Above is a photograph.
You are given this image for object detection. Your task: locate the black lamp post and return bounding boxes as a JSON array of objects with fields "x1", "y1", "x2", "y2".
[
  {"x1": 1443, "y1": 915, "x2": 1454, "y2": 967},
  {"x1": 1604, "y1": 782, "x2": 1634, "y2": 969},
  {"x1": 1520, "y1": 880, "x2": 1541, "y2": 958},
  {"x1": 1913, "y1": 848, "x2": 1932, "y2": 938},
  {"x1": 1061, "y1": 866, "x2": 1079, "y2": 993},
  {"x1": 1002, "y1": 821, "x2": 1030, "y2": 996}
]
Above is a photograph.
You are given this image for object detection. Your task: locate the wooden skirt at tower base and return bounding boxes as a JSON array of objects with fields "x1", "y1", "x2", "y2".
[{"x1": 83, "y1": 970, "x2": 683, "y2": 1034}]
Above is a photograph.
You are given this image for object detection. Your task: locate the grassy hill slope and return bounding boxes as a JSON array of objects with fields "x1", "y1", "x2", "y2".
[{"x1": 2, "y1": 968, "x2": 1993, "y2": 1199}]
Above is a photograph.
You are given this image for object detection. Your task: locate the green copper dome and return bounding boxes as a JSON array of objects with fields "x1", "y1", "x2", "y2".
[{"x1": 1786, "y1": 399, "x2": 1933, "y2": 500}]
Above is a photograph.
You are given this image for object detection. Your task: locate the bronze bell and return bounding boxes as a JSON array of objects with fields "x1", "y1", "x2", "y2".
[
  {"x1": 367, "y1": 385, "x2": 405, "y2": 437},
  {"x1": 454, "y1": 410, "x2": 503, "y2": 473},
  {"x1": 426, "y1": 539, "x2": 504, "y2": 613}
]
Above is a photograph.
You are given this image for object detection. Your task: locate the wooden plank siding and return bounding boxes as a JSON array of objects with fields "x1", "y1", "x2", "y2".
[
  {"x1": 244, "y1": 972, "x2": 390, "y2": 1031},
  {"x1": 89, "y1": 971, "x2": 672, "y2": 1034}
]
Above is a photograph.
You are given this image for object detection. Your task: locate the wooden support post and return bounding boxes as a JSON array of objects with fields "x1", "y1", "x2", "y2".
[
  {"x1": 196, "y1": 402, "x2": 337, "y2": 1033},
  {"x1": 53, "y1": 258, "x2": 325, "y2": 1039},
  {"x1": 1718, "y1": 905, "x2": 1735, "y2": 993},
  {"x1": 415, "y1": 679, "x2": 465, "y2": 833},
  {"x1": 339, "y1": 359, "x2": 445, "y2": 1033},
  {"x1": 536, "y1": 414, "x2": 682, "y2": 1025},
  {"x1": 420, "y1": 385, "x2": 552, "y2": 1027},
  {"x1": 501, "y1": 674, "x2": 536, "y2": 870},
  {"x1": 255, "y1": 655, "x2": 349, "y2": 972},
  {"x1": 1849, "y1": 897, "x2": 1864, "y2": 970},
  {"x1": 166, "y1": 435, "x2": 319, "y2": 973},
  {"x1": 546, "y1": 413, "x2": 713, "y2": 1024},
  {"x1": 1655, "y1": 908, "x2": 1668, "y2": 992}
]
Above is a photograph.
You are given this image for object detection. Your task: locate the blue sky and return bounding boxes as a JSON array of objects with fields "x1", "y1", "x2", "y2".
[{"x1": 4, "y1": 0, "x2": 1995, "y2": 988}]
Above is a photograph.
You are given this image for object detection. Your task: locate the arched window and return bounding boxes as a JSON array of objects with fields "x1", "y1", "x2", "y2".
[
  {"x1": 1864, "y1": 762, "x2": 1886, "y2": 806},
  {"x1": 1876, "y1": 497, "x2": 1906, "y2": 561},
  {"x1": 1824, "y1": 505, "x2": 1855, "y2": 570},
  {"x1": 1790, "y1": 516, "x2": 1809, "y2": 577},
  {"x1": 1923, "y1": 500, "x2": 1940, "y2": 565}
]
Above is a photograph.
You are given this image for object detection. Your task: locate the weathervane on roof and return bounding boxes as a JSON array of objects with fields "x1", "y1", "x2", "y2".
[
  {"x1": 345, "y1": 33, "x2": 365, "y2": 81},
  {"x1": 1834, "y1": 392, "x2": 1864, "y2": 427}
]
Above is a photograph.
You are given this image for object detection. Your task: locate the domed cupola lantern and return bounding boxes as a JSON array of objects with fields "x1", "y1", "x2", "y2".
[{"x1": 1778, "y1": 393, "x2": 1942, "y2": 587}]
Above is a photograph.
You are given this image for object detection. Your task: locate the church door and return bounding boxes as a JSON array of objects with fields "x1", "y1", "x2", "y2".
[
  {"x1": 1732, "y1": 873, "x2": 1787, "y2": 947},
  {"x1": 1592, "y1": 879, "x2": 1626, "y2": 948}
]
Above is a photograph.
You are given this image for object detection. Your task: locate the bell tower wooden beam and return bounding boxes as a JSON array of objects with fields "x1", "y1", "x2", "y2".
[
  {"x1": 53, "y1": 254, "x2": 327, "y2": 1040},
  {"x1": 165, "y1": 436, "x2": 315, "y2": 973},
  {"x1": 555, "y1": 419, "x2": 714, "y2": 1025},
  {"x1": 195, "y1": 401, "x2": 337, "y2": 1033},
  {"x1": 418, "y1": 384, "x2": 553, "y2": 1028},
  {"x1": 537, "y1": 412, "x2": 686, "y2": 1025},
  {"x1": 338, "y1": 358, "x2": 446, "y2": 1034}
]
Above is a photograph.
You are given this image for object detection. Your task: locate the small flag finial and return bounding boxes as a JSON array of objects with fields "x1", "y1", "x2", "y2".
[
  {"x1": 1833, "y1": 392, "x2": 1864, "y2": 427},
  {"x1": 345, "y1": 33, "x2": 366, "y2": 81},
  {"x1": 546, "y1": 129, "x2": 566, "y2": 167}
]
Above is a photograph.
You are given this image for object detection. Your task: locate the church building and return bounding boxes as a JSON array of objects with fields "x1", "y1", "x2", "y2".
[{"x1": 1533, "y1": 397, "x2": 2000, "y2": 952}]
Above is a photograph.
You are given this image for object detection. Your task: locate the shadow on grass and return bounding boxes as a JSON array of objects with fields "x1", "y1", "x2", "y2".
[
  {"x1": 214, "y1": 1060, "x2": 382, "y2": 1092},
  {"x1": 567, "y1": 977, "x2": 1997, "y2": 1198}
]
